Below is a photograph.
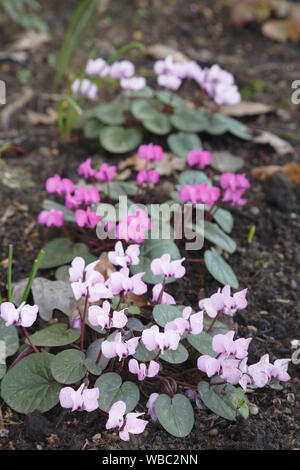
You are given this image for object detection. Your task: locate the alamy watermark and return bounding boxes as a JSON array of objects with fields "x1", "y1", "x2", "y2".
[
  {"x1": 95, "y1": 196, "x2": 205, "y2": 251},
  {"x1": 0, "y1": 340, "x2": 5, "y2": 368},
  {"x1": 291, "y1": 80, "x2": 300, "y2": 105},
  {"x1": 0, "y1": 80, "x2": 6, "y2": 105}
]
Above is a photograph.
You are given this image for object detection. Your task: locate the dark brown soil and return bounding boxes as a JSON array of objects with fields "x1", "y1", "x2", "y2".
[{"x1": 0, "y1": 0, "x2": 299, "y2": 450}]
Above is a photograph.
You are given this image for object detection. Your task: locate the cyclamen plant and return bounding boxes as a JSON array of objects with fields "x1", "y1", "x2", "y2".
[
  {"x1": 60, "y1": 53, "x2": 251, "y2": 150},
  {"x1": 38, "y1": 143, "x2": 250, "y2": 287},
  {"x1": 0, "y1": 246, "x2": 291, "y2": 440}
]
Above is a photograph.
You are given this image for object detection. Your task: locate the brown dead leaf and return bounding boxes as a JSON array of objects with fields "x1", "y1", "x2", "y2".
[
  {"x1": 253, "y1": 130, "x2": 294, "y2": 156},
  {"x1": 262, "y1": 18, "x2": 300, "y2": 42},
  {"x1": 8, "y1": 31, "x2": 49, "y2": 51},
  {"x1": 27, "y1": 108, "x2": 57, "y2": 125},
  {"x1": 219, "y1": 101, "x2": 274, "y2": 116},
  {"x1": 118, "y1": 153, "x2": 145, "y2": 172},
  {"x1": 147, "y1": 44, "x2": 190, "y2": 62},
  {"x1": 251, "y1": 162, "x2": 300, "y2": 182},
  {"x1": 153, "y1": 152, "x2": 185, "y2": 176},
  {"x1": 115, "y1": 168, "x2": 132, "y2": 181},
  {"x1": 127, "y1": 291, "x2": 150, "y2": 308},
  {"x1": 94, "y1": 252, "x2": 116, "y2": 280}
]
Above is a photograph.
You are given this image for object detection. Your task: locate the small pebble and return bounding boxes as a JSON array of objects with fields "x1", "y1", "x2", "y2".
[
  {"x1": 291, "y1": 280, "x2": 298, "y2": 290},
  {"x1": 249, "y1": 405, "x2": 259, "y2": 416},
  {"x1": 250, "y1": 206, "x2": 260, "y2": 216},
  {"x1": 290, "y1": 213, "x2": 297, "y2": 219},
  {"x1": 92, "y1": 433, "x2": 102, "y2": 442},
  {"x1": 36, "y1": 445, "x2": 43, "y2": 450},
  {"x1": 209, "y1": 428, "x2": 218, "y2": 437}
]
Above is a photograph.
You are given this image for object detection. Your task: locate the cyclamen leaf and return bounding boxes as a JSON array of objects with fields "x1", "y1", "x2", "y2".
[
  {"x1": 155, "y1": 394, "x2": 194, "y2": 437},
  {"x1": 0, "y1": 318, "x2": 19, "y2": 357},
  {"x1": 160, "y1": 343, "x2": 188, "y2": 364},
  {"x1": 153, "y1": 304, "x2": 183, "y2": 327},
  {"x1": 99, "y1": 126, "x2": 142, "y2": 153},
  {"x1": 197, "y1": 377, "x2": 239, "y2": 421},
  {"x1": 1, "y1": 352, "x2": 62, "y2": 414},
  {"x1": 187, "y1": 331, "x2": 217, "y2": 357},
  {"x1": 95, "y1": 372, "x2": 139, "y2": 413},
  {"x1": 204, "y1": 248, "x2": 239, "y2": 288},
  {"x1": 50, "y1": 349, "x2": 86, "y2": 384},
  {"x1": 40, "y1": 237, "x2": 96, "y2": 269},
  {"x1": 204, "y1": 221, "x2": 236, "y2": 254},
  {"x1": 167, "y1": 132, "x2": 202, "y2": 159},
  {"x1": 26, "y1": 323, "x2": 81, "y2": 347}
]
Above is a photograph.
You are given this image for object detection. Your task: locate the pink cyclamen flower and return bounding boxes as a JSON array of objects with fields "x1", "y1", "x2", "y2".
[
  {"x1": 0, "y1": 301, "x2": 38, "y2": 328},
  {"x1": 128, "y1": 359, "x2": 160, "y2": 381},
  {"x1": 106, "y1": 267, "x2": 147, "y2": 296},
  {"x1": 74, "y1": 186, "x2": 101, "y2": 206},
  {"x1": 75, "y1": 207, "x2": 101, "y2": 229},
  {"x1": 101, "y1": 332, "x2": 140, "y2": 360},
  {"x1": 150, "y1": 253, "x2": 186, "y2": 279},
  {"x1": 88, "y1": 300, "x2": 128, "y2": 330},
  {"x1": 106, "y1": 400, "x2": 148, "y2": 441},
  {"x1": 71, "y1": 78, "x2": 98, "y2": 100},
  {"x1": 136, "y1": 169, "x2": 160, "y2": 185},
  {"x1": 38, "y1": 209, "x2": 64, "y2": 227},
  {"x1": 59, "y1": 383, "x2": 99, "y2": 412},
  {"x1": 146, "y1": 393, "x2": 159, "y2": 421},
  {"x1": 157, "y1": 74, "x2": 182, "y2": 91},
  {"x1": 212, "y1": 330, "x2": 252, "y2": 360},
  {"x1": 116, "y1": 209, "x2": 151, "y2": 243},
  {"x1": 197, "y1": 355, "x2": 220, "y2": 377},
  {"x1": 220, "y1": 173, "x2": 251, "y2": 206},
  {"x1": 187, "y1": 150, "x2": 212, "y2": 169},
  {"x1": 120, "y1": 77, "x2": 146, "y2": 91},
  {"x1": 199, "y1": 285, "x2": 248, "y2": 318},
  {"x1": 200, "y1": 64, "x2": 241, "y2": 106},
  {"x1": 72, "y1": 315, "x2": 82, "y2": 329},
  {"x1": 69, "y1": 257, "x2": 113, "y2": 302},
  {"x1": 94, "y1": 163, "x2": 117, "y2": 182},
  {"x1": 165, "y1": 306, "x2": 204, "y2": 336},
  {"x1": 142, "y1": 325, "x2": 181, "y2": 354},
  {"x1": 137, "y1": 143, "x2": 163, "y2": 162},
  {"x1": 108, "y1": 241, "x2": 140, "y2": 268},
  {"x1": 152, "y1": 283, "x2": 176, "y2": 305},
  {"x1": 77, "y1": 158, "x2": 96, "y2": 179},
  {"x1": 109, "y1": 60, "x2": 135, "y2": 79},
  {"x1": 179, "y1": 183, "x2": 220, "y2": 205},
  {"x1": 46, "y1": 174, "x2": 74, "y2": 195},
  {"x1": 85, "y1": 57, "x2": 110, "y2": 77}
]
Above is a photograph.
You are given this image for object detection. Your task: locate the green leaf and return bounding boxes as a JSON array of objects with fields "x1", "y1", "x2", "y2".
[
  {"x1": 187, "y1": 331, "x2": 217, "y2": 357},
  {"x1": 171, "y1": 107, "x2": 209, "y2": 133},
  {"x1": 167, "y1": 132, "x2": 202, "y2": 159},
  {"x1": 204, "y1": 221, "x2": 236, "y2": 254},
  {"x1": 27, "y1": 323, "x2": 81, "y2": 347},
  {"x1": 1, "y1": 352, "x2": 62, "y2": 414},
  {"x1": 55, "y1": 265, "x2": 70, "y2": 282},
  {"x1": 131, "y1": 99, "x2": 160, "y2": 120},
  {"x1": 142, "y1": 112, "x2": 171, "y2": 135},
  {"x1": 101, "y1": 181, "x2": 138, "y2": 200},
  {"x1": 42, "y1": 200, "x2": 76, "y2": 223},
  {"x1": 133, "y1": 341, "x2": 159, "y2": 362},
  {"x1": 198, "y1": 377, "x2": 239, "y2": 421},
  {"x1": 0, "y1": 318, "x2": 19, "y2": 357},
  {"x1": 40, "y1": 237, "x2": 96, "y2": 269},
  {"x1": 155, "y1": 394, "x2": 194, "y2": 437},
  {"x1": 223, "y1": 115, "x2": 252, "y2": 140},
  {"x1": 84, "y1": 359, "x2": 102, "y2": 376},
  {"x1": 204, "y1": 248, "x2": 239, "y2": 288},
  {"x1": 205, "y1": 206, "x2": 233, "y2": 234},
  {"x1": 156, "y1": 90, "x2": 183, "y2": 107},
  {"x1": 153, "y1": 304, "x2": 183, "y2": 327},
  {"x1": 99, "y1": 126, "x2": 142, "y2": 153},
  {"x1": 95, "y1": 102, "x2": 126, "y2": 125},
  {"x1": 50, "y1": 349, "x2": 86, "y2": 384},
  {"x1": 130, "y1": 238, "x2": 181, "y2": 285},
  {"x1": 83, "y1": 117, "x2": 103, "y2": 138},
  {"x1": 123, "y1": 86, "x2": 154, "y2": 99},
  {"x1": 160, "y1": 343, "x2": 188, "y2": 364},
  {"x1": 95, "y1": 373, "x2": 139, "y2": 413},
  {"x1": 178, "y1": 170, "x2": 210, "y2": 188},
  {"x1": 206, "y1": 113, "x2": 229, "y2": 135}
]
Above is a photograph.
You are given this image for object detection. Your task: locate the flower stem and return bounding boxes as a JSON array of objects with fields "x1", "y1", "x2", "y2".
[
  {"x1": 157, "y1": 275, "x2": 167, "y2": 304},
  {"x1": 207, "y1": 311, "x2": 222, "y2": 334},
  {"x1": 7, "y1": 244, "x2": 13, "y2": 302},
  {"x1": 80, "y1": 289, "x2": 89, "y2": 351},
  {"x1": 22, "y1": 327, "x2": 39, "y2": 353}
]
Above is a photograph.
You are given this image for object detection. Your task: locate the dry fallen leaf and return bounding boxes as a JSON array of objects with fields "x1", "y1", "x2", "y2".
[
  {"x1": 262, "y1": 19, "x2": 300, "y2": 42},
  {"x1": 251, "y1": 162, "x2": 300, "y2": 182},
  {"x1": 94, "y1": 252, "x2": 116, "y2": 280},
  {"x1": 115, "y1": 168, "x2": 132, "y2": 181},
  {"x1": 153, "y1": 152, "x2": 185, "y2": 176},
  {"x1": 1, "y1": 87, "x2": 34, "y2": 129},
  {"x1": 219, "y1": 101, "x2": 274, "y2": 117},
  {"x1": 27, "y1": 108, "x2": 57, "y2": 125},
  {"x1": 8, "y1": 31, "x2": 49, "y2": 51},
  {"x1": 118, "y1": 153, "x2": 145, "y2": 172},
  {"x1": 127, "y1": 291, "x2": 150, "y2": 308},
  {"x1": 253, "y1": 130, "x2": 294, "y2": 156},
  {"x1": 147, "y1": 44, "x2": 190, "y2": 62}
]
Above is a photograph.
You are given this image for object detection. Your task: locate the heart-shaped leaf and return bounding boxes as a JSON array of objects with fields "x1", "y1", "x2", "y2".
[
  {"x1": 27, "y1": 323, "x2": 81, "y2": 347},
  {"x1": 100, "y1": 181, "x2": 138, "y2": 200},
  {"x1": 156, "y1": 90, "x2": 183, "y2": 107},
  {"x1": 160, "y1": 343, "x2": 188, "y2": 364},
  {"x1": 155, "y1": 394, "x2": 194, "y2": 437},
  {"x1": 204, "y1": 221, "x2": 236, "y2": 253},
  {"x1": 187, "y1": 331, "x2": 217, "y2": 357},
  {"x1": 100, "y1": 126, "x2": 142, "y2": 153},
  {"x1": 83, "y1": 117, "x2": 103, "y2": 138},
  {"x1": 204, "y1": 248, "x2": 239, "y2": 288},
  {"x1": 171, "y1": 107, "x2": 209, "y2": 133},
  {"x1": 123, "y1": 86, "x2": 154, "y2": 99},
  {"x1": 205, "y1": 206, "x2": 233, "y2": 234},
  {"x1": 1, "y1": 352, "x2": 62, "y2": 414},
  {"x1": 40, "y1": 237, "x2": 96, "y2": 269},
  {"x1": 95, "y1": 372, "x2": 139, "y2": 412},
  {"x1": 142, "y1": 112, "x2": 171, "y2": 135},
  {"x1": 197, "y1": 377, "x2": 239, "y2": 421},
  {"x1": 167, "y1": 132, "x2": 202, "y2": 159},
  {"x1": 94, "y1": 102, "x2": 126, "y2": 125},
  {"x1": 131, "y1": 99, "x2": 160, "y2": 120},
  {"x1": 178, "y1": 170, "x2": 210, "y2": 188},
  {"x1": 50, "y1": 349, "x2": 86, "y2": 384},
  {"x1": 133, "y1": 341, "x2": 159, "y2": 362},
  {"x1": 153, "y1": 304, "x2": 183, "y2": 327},
  {"x1": 0, "y1": 318, "x2": 19, "y2": 357}
]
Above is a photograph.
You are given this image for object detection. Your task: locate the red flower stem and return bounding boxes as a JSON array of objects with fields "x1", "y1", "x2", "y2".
[
  {"x1": 95, "y1": 329, "x2": 111, "y2": 364},
  {"x1": 22, "y1": 327, "x2": 39, "y2": 353},
  {"x1": 80, "y1": 289, "x2": 89, "y2": 351},
  {"x1": 207, "y1": 310, "x2": 222, "y2": 334},
  {"x1": 157, "y1": 275, "x2": 167, "y2": 304}
]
